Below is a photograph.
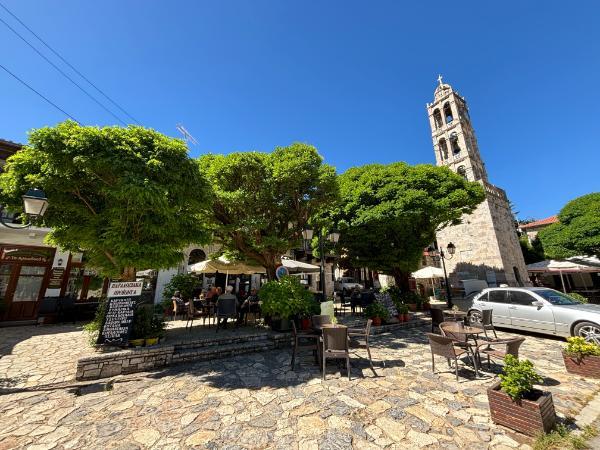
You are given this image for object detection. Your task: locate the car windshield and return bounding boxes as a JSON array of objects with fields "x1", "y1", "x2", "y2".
[{"x1": 535, "y1": 289, "x2": 580, "y2": 305}]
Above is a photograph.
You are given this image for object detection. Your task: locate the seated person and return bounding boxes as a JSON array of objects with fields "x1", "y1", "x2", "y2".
[
  {"x1": 237, "y1": 288, "x2": 259, "y2": 324},
  {"x1": 216, "y1": 286, "x2": 237, "y2": 329},
  {"x1": 171, "y1": 290, "x2": 185, "y2": 318}
]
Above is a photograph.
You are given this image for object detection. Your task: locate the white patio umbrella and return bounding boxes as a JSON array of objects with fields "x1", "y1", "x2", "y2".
[
  {"x1": 189, "y1": 257, "x2": 266, "y2": 285},
  {"x1": 527, "y1": 259, "x2": 599, "y2": 293},
  {"x1": 411, "y1": 266, "x2": 445, "y2": 300},
  {"x1": 280, "y1": 258, "x2": 320, "y2": 273}
]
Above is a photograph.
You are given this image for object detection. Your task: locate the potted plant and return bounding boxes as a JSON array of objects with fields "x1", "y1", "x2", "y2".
[
  {"x1": 401, "y1": 291, "x2": 420, "y2": 312},
  {"x1": 488, "y1": 355, "x2": 556, "y2": 436},
  {"x1": 397, "y1": 304, "x2": 409, "y2": 322},
  {"x1": 365, "y1": 302, "x2": 389, "y2": 326},
  {"x1": 562, "y1": 337, "x2": 600, "y2": 378},
  {"x1": 260, "y1": 276, "x2": 314, "y2": 332},
  {"x1": 145, "y1": 314, "x2": 166, "y2": 346},
  {"x1": 130, "y1": 307, "x2": 152, "y2": 347},
  {"x1": 298, "y1": 296, "x2": 320, "y2": 330}
]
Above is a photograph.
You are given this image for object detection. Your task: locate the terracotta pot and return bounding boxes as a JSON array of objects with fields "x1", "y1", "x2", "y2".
[
  {"x1": 562, "y1": 350, "x2": 600, "y2": 378},
  {"x1": 403, "y1": 313, "x2": 410, "y2": 322},
  {"x1": 487, "y1": 381, "x2": 556, "y2": 436},
  {"x1": 422, "y1": 303, "x2": 430, "y2": 311},
  {"x1": 372, "y1": 316, "x2": 382, "y2": 326},
  {"x1": 300, "y1": 318, "x2": 311, "y2": 330},
  {"x1": 407, "y1": 303, "x2": 417, "y2": 312}
]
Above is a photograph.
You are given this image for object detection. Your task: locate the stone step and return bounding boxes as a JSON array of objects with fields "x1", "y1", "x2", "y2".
[{"x1": 172, "y1": 339, "x2": 274, "y2": 364}]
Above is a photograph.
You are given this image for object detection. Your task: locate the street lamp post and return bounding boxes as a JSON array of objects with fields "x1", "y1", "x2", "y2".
[
  {"x1": 429, "y1": 242, "x2": 456, "y2": 308},
  {"x1": 0, "y1": 189, "x2": 49, "y2": 229},
  {"x1": 302, "y1": 227, "x2": 340, "y2": 300}
]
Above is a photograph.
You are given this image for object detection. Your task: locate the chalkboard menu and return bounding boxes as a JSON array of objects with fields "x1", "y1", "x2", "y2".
[
  {"x1": 375, "y1": 292, "x2": 398, "y2": 317},
  {"x1": 97, "y1": 282, "x2": 142, "y2": 346}
]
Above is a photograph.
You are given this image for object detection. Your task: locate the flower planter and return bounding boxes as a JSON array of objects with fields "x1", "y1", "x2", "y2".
[
  {"x1": 145, "y1": 337, "x2": 159, "y2": 346},
  {"x1": 562, "y1": 350, "x2": 600, "y2": 378},
  {"x1": 372, "y1": 316, "x2": 382, "y2": 326},
  {"x1": 300, "y1": 318, "x2": 311, "y2": 330},
  {"x1": 487, "y1": 381, "x2": 556, "y2": 436},
  {"x1": 407, "y1": 303, "x2": 417, "y2": 312},
  {"x1": 129, "y1": 339, "x2": 145, "y2": 348}
]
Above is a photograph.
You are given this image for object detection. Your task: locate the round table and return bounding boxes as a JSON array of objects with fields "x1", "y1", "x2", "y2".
[{"x1": 443, "y1": 310, "x2": 468, "y2": 321}]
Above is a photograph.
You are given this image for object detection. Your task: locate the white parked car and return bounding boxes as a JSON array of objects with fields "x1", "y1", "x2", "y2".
[
  {"x1": 468, "y1": 287, "x2": 600, "y2": 344},
  {"x1": 335, "y1": 277, "x2": 363, "y2": 295}
]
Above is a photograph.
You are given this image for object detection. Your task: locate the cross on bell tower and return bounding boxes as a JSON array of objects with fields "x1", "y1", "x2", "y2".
[{"x1": 426, "y1": 78, "x2": 487, "y2": 183}]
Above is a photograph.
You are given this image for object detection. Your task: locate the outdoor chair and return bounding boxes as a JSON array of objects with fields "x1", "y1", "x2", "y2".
[
  {"x1": 430, "y1": 308, "x2": 445, "y2": 333},
  {"x1": 244, "y1": 302, "x2": 261, "y2": 325},
  {"x1": 216, "y1": 297, "x2": 237, "y2": 332},
  {"x1": 469, "y1": 309, "x2": 498, "y2": 340},
  {"x1": 439, "y1": 321, "x2": 479, "y2": 377},
  {"x1": 348, "y1": 319, "x2": 377, "y2": 375},
  {"x1": 321, "y1": 326, "x2": 351, "y2": 380},
  {"x1": 312, "y1": 315, "x2": 332, "y2": 329},
  {"x1": 185, "y1": 302, "x2": 206, "y2": 331},
  {"x1": 172, "y1": 300, "x2": 186, "y2": 321},
  {"x1": 291, "y1": 320, "x2": 319, "y2": 370},
  {"x1": 426, "y1": 333, "x2": 475, "y2": 382},
  {"x1": 477, "y1": 337, "x2": 526, "y2": 369}
]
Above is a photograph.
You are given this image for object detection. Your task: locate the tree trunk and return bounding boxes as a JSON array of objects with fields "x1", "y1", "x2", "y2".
[
  {"x1": 265, "y1": 262, "x2": 277, "y2": 281},
  {"x1": 392, "y1": 268, "x2": 410, "y2": 292},
  {"x1": 120, "y1": 266, "x2": 136, "y2": 281}
]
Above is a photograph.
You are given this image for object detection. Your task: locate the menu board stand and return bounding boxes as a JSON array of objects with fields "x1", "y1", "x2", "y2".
[{"x1": 96, "y1": 282, "x2": 143, "y2": 347}]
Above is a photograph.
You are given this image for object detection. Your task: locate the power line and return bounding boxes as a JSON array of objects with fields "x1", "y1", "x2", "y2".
[
  {"x1": 0, "y1": 14, "x2": 127, "y2": 125},
  {"x1": 0, "y1": 2, "x2": 141, "y2": 125},
  {"x1": 0, "y1": 62, "x2": 79, "y2": 122}
]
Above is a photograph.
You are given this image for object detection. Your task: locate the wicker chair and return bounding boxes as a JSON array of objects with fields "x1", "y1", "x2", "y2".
[
  {"x1": 469, "y1": 309, "x2": 498, "y2": 340},
  {"x1": 426, "y1": 333, "x2": 474, "y2": 381},
  {"x1": 321, "y1": 326, "x2": 351, "y2": 380},
  {"x1": 439, "y1": 321, "x2": 479, "y2": 377},
  {"x1": 185, "y1": 302, "x2": 205, "y2": 331},
  {"x1": 291, "y1": 321, "x2": 319, "y2": 369},
  {"x1": 348, "y1": 319, "x2": 377, "y2": 375},
  {"x1": 216, "y1": 296, "x2": 237, "y2": 332},
  {"x1": 477, "y1": 337, "x2": 526, "y2": 369},
  {"x1": 430, "y1": 308, "x2": 445, "y2": 333}
]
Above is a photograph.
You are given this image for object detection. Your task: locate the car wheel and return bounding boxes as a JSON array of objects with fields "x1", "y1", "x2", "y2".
[
  {"x1": 468, "y1": 310, "x2": 483, "y2": 326},
  {"x1": 574, "y1": 321, "x2": 600, "y2": 345}
]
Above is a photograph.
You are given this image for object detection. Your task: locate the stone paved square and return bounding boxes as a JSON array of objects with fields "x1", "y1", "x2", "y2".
[{"x1": 1, "y1": 323, "x2": 599, "y2": 449}]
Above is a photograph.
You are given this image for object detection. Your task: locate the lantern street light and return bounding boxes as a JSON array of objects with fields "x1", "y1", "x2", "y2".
[
  {"x1": 303, "y1": 226, "x2": 340, "y2": 300},
  {"x1": 428, "y1": 242, "x2": 456, "y2": 308},
  {"x1": 0, "y1": 189, "x2": 48, "y2": 229}
]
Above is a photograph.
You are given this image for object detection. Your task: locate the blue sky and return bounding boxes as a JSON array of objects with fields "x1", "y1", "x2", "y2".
[{"x1": 1, "y1": 1, "x2": 598, "y2": 219}]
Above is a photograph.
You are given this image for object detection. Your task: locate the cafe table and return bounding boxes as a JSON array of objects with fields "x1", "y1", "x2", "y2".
[
  {"x1": 441, "y1": 322, "x2": 485, "y2": 376},
  {"x1": 312, "y1": 323, "x2": 347, "y2": 369},
  {"x1": 443, "y1": 309, "x2": 468, "y2": 321}
]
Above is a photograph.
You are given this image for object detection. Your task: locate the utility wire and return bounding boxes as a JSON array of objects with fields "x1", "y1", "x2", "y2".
[
  {"x1": 0, "y1": 62, "x2": 79, "y2": 122},
  {"x1": 0, "y1": 2, "x2": 141, "y2": 125},
  {"x1": 0, "y1": 15, "x2": 127, "y2": 125}
]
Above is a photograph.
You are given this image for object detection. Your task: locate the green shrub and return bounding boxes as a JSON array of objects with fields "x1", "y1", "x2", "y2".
[
  {"x1": 259, "y1": 276, "x2": 315, "y2": 320},
  {"x1": 499, "y1": 354, "x2": 543, "y2": 402},
  {"x1": 400, "y1": 291, "x2": 423, "y2": 306},
  {"x1": 397, "y1": 304, "x2": 409, "y2": 314},
  {"x1": 162, "y1": 273, "x2": 201, "y2": 301},
  {"x1": 83, "y1": 298, "x2": 108, "y2": 346},
  {"x1": 130, "y1": 306, "x2": 153, "y2": 340},
  {"x1": 364, "y1": 302, "x2": 390, "y2": 320},
  {"x1": 565, "y1": 337, "x2": 600, "y2": 359},
  {"x1": 567, "y1": 292, "x2": 588, "y2": 304}
]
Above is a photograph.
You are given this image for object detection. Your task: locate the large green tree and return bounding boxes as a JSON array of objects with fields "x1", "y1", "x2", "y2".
[
  {"x1": 538, "y1": 192, "x2": 600, "y2": 259},
  {"x1": 334, "y1": 162, "x2": 485, "y2": 290},
  {"x1": 0, "y1": 121, "x2": 211, "y2": 278},
  {"x1": 198, "y1": 143, "x2": 338, "y2": 279}
]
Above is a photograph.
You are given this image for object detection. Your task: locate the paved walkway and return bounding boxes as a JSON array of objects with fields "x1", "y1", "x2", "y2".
[{"x1": 0, "y1": 323, "x2": 599, "y2": 449}]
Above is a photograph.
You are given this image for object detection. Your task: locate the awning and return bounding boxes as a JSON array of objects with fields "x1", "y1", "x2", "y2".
[
  {"x1": 526, "y1": 259, "x2": 599, "y2": 273},
  {"x1": 281, "y1": 258, "x2": 320, "y2": 273},
  {"x1": 412, "y1": 266, "x2": 445, "y2": 279},
  {"x1": 189, "y1": 257, "x2": 266, "y2": 275}
]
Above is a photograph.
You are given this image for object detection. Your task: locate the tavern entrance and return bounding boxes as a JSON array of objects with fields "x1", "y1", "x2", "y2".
[{"x1": 0, "y1": 245, "x2": 55, "y2": 322}]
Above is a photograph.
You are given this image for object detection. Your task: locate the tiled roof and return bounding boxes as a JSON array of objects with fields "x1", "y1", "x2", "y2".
[{"x1": 519, "y1": 216, "x2": 558, "y2": 229}]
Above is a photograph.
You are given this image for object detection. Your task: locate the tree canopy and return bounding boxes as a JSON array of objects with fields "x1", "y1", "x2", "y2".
[
  {"x1": 198, "y1": 142, "x2": 338, "y2": 279},
  {"x1": 538, "y1": 192, "x2": 600, "y2": 259},
  {"x1": 333, "y1": 162, "x2": 485, "y2": 288},
  {"x1": 0, "y1": 121, "x2": 211, "y2": 278}
]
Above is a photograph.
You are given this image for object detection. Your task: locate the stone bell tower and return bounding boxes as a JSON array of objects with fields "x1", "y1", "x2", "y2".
[{"x1": 426, "y1": 76, "x2": 529, "y2": 287}]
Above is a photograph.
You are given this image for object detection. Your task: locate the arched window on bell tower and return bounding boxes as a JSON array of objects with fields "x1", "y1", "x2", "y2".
[
  {"x1": 438, "y1": 138, "x2": 449, "y2": 160},
  {"x1": 450, "y1": 132, "x2": 461, "y2": 155},
  {"x1": 457, "y1": 165, "x2": 468, "y2": 180},
  {"x1": 433, "y1": 109, "x2": 443, "y2": 129},
  {"x1": 443, "y1": 102, "x2": 453, "y2": 123}
]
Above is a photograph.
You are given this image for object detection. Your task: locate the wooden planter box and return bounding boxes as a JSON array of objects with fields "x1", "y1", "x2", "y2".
[
  {"x1": 487, "y1": 381, "x2": 556, "y2": 436},
  {"x1": 562, "y1": 350, "x2": 600, "y2": 378}
]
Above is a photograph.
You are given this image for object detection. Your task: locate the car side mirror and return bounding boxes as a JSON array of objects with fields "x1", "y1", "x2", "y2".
[{"x1": 531, "y1": 300, "x2": 544, "y2": 307}]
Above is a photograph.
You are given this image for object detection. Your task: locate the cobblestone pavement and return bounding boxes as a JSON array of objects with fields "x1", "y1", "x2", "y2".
[{"x1": 1, "y1": 323, "x2": 599, "y2": 449}]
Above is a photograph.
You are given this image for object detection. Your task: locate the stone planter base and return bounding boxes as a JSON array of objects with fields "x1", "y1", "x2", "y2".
[
  {"x1": 562, "y1": 350, "x2": 600, "y2": 378},
  {"x1": 488, "y1": 381, "x2": 556, "y2": 436}
]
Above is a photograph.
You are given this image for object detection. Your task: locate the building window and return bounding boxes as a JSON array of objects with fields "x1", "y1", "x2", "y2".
[
  {"x1": 188, "y1": 249, "x2": 206, "y2": 265},
  {"x1": 457, "y1": 165, "x2": 467, "y2": 180},
  {"x1": 438, "y1": 138, "x2": 449, "y2": 160},
  {"x1": 443, "y1": 102, "x2": 453, "y2": 123},
  {"x1": 450, "y1": 133, "x2": 460, "y2": 155},
  {"x1": 433, "y1": 109, "x2": 443, "y2": 128}
]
